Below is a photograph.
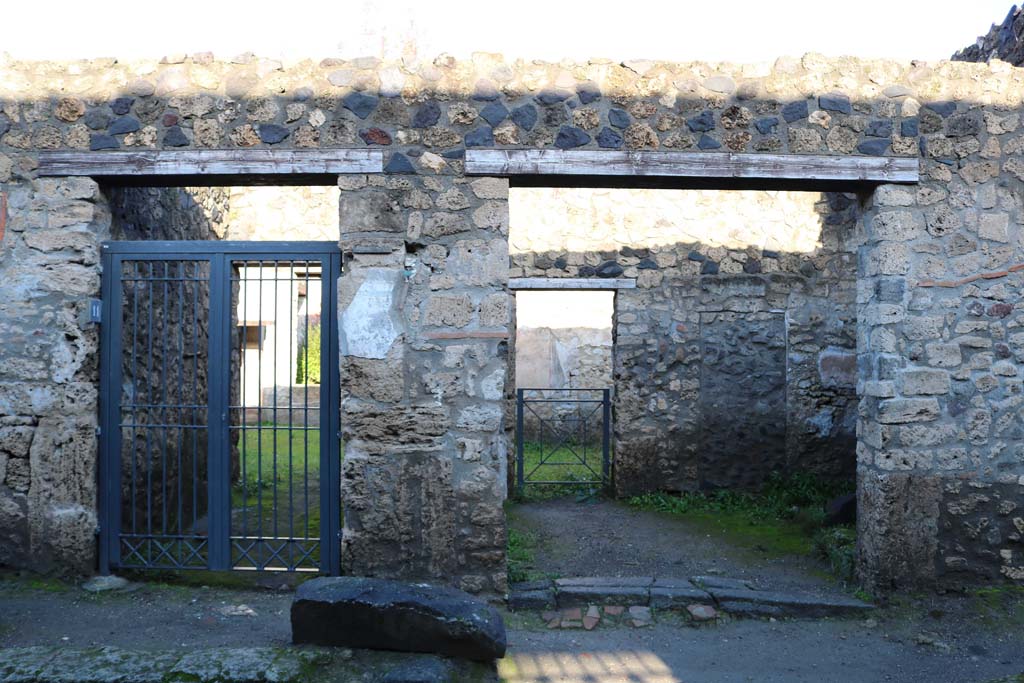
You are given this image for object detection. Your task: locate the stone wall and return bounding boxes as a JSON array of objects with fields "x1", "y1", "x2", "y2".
[
  {"x1": 0, "y1": 52, "x2": 1022, "y2": 590},
  {"x1": 336, "y1": 174, "x2": 510, "y2": 595},
  {"x1": 224, "y1": 186, "x2": 338, "y2": 241},
  {"x1": 858, "y1": 173, "x2": 1024, "y2": 589},
  {"x1": 0, "y1": 177, "x2": 110, "y2": 572},
  {"x1": 514, "y1": 326, "x2": 612, "y2": 391},
  {"x1": 953, "y1": 7, "x2": 1024, "y2": 65},
  {"x1": 511, "y1": 188, "x2": 860, "y2": 493},
  {"x1": 108, "y1": 185, "x2": 338, "y2": 242},
  {"x1": 108, "y1": 186, "x2": 229, "y2": 240}
]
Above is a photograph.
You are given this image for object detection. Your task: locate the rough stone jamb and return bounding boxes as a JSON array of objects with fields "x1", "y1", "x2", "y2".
[
  {"x1": 0, "y1": 170, "x2": 111, "y2": 572},
  {"x1": 336, "y1": 172, "x2": 511, "y2": 595},
  {"x1": 856, "y1": 183, "x2": 942, "y2": 590}
]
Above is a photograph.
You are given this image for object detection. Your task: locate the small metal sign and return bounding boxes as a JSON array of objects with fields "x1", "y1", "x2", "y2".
[{"x1": 89, "y1": 299, "x2": 102, "y2": 324}]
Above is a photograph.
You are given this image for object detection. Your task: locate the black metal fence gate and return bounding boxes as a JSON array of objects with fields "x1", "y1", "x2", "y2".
[
  {"x1": 515, "y1": 388, "x2": 611, "y2": 493},
  {"x1": 98, "y1": 241, "x2": 341, "y2": 575}
]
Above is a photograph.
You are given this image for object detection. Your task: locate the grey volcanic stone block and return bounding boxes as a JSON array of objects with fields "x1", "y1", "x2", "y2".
[
  {"x1": 555, "y1": 577, "x2": 653, "y2": 587},
  {"x1": 556, "y1": 585, "x2": 650, "y2": 607},
  {"x1": 710, "y1": 588, "x2": 873, "y2": 618},
  {"x1": 291, "y1": 577, "x2": 506, "y2": 661},
  {"x1": 508, "y1": 589, "x2": 554, "y2": 610},
  {"x1": 381, "y1": 657, "x2": 456, "y2": 683},
  {"x1": 690, "y1": 575, "x2": 757, "y2": 591},
  {"x1": 650, "y1": 586, "x2": 713, "y2": 609}
]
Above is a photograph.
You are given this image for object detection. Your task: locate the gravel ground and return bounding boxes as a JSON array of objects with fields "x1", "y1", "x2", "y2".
[
  {"x1": 0, "y1": 576, "x2": 293, "y2": 649},
  {"x1": 0, "y1": 572, "x2": 1021, "y2": 682},
  {"x1": 502, "y1": 613, "x2": 1024, "y2": 683},
  {"x1": 508, "y1": 498, "x2": 846, "y2": 596}
]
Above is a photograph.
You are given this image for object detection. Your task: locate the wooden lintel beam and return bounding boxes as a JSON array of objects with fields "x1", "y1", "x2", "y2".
[
  {"x1": 37, "y1": 149, "x2": 383, "y2": 176},
  {"x1": 510, "y1": 277, "x2": 636, "y2": 290},
  {"x1": 465, "y1": 150, "x2": 919, "y2": 183}
]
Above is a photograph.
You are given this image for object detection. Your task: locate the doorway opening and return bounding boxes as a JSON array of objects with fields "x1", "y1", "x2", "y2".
[
  {"x1": 506, "y1": 182, "x2": 860, "y2": 591},
  {"x1": 97, "y1": 184, "x2": 342, "y2": 575},
  {"x1": 513, "y1": 290, "x2": 614, "y2": 496}
]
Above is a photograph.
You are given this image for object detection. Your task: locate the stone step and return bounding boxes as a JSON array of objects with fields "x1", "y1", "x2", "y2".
[
  {"x1": 708, "y1": 588, "x2": 874, "y2": 618},
  {"x1": 508, "y1": 576, "x2": 873, "y2": 619}
]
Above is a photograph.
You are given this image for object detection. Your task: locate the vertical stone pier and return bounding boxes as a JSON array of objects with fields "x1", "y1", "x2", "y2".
[{"x1": 337, "y1": 173, "x2": 511, "y2": 595}]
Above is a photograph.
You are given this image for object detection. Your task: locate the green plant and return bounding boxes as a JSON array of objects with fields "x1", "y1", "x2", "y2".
[
  {"x1": 812, "y1": 525, "x2": 858, "y2": 584},
  {"x1": 295, "y1": 323, "x2": 321, "y2": 385},
  {"x1": 627, "y1": 474, "x2": 858, "y2": 579},
  {"x1": 628, "y1": 472, "x2": 851, "y2": 523},
  {"x1": 507, "y1": 527, "x2": 538, "y2": 584},
  {"x1": 231, "y1": 424, "x2": 329, "y2": 539}
]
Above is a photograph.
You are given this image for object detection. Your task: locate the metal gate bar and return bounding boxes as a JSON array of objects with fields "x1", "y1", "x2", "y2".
[
  {"x1": 515, "y1": 388, "x2": 611, "y2": 493},
  {"x1": 99, "y1": 241, "x2": 341, "y2": 575}
]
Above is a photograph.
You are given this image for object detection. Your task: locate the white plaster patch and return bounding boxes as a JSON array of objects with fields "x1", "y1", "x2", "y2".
[
  {"x1": 480, "y1": 368, "x2": 505, "y2": 400},
  {"x1": 339, "y1": 269, "x2": 402, "y2": 359}
]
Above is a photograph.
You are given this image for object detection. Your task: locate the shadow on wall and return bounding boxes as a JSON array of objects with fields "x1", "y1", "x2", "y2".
[{"x1": 509, "y1": 185, "x2": 862, "y2": 496}]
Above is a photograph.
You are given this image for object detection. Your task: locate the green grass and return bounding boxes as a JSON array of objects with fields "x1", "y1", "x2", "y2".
[
  {"x1": 231, "y1": 424, "x2": 328, "y2": 539},
  {"x1": 0, "y1": 573, "x2": 72, "y2": 595},
  {"x1": 505, "y1": 503, "x2": 560, "y2": 584},
  {"x1": 629, "y1": 472, "x2": 849, "y2": 520},
  {"x1": 514, "y1": 439, "x2": 607, "y2": 501},
  {"x1": 117, "y1": 568, "x2": 314, "y2": 590},
  {"x1": 628, "y1": 473, "x2": 857, "y2": 579},
  {"x1": 235, "y1": 424, "x2": 322, "y2": 493},
  {"x1": 968, "y1": 584, "x2": 1024, "y2": 628},
  {"x1": 507, "y1": 527, "x2": 539, "y2": 584}
]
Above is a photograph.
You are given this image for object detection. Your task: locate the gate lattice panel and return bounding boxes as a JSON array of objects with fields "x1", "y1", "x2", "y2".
[
  {"x1": 515, "y1": 388, "x2": 611, "y2": 493},
  {"x1": 99, "y1": 241, "x2": 341, "y2": 574}
]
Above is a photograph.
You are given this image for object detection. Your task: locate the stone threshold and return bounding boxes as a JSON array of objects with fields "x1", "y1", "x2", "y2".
[
  {"x1": 0, "y1": 645, "x2": 496, "y2": 683},
  {"x1": 509, "y1": 575, "x2": 873, "y2": 619}
]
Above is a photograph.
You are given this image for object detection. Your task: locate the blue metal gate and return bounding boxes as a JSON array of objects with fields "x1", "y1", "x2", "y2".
[
  {"x1": 515, "y1": 388, "x2": 611, "y2": 494},
  {"x1": 98, "y1": 241, "x2": 341, "y2": 574}
]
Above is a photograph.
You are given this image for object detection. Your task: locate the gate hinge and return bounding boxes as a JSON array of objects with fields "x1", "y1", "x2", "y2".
[
  {"x1": 94, "y1": 524, "x2": 101, "y2": 536},
  {"x1": 89, "y1": 299, "x2": 102, "y2": 324},
  {"x1": 95, "y1": 426, "x2": 102, "y2": 437}
]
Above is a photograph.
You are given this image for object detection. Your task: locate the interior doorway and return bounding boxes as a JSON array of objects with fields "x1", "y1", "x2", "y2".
[{"x1": 513, "y1": 290, "x2": 614, "y2": 494}]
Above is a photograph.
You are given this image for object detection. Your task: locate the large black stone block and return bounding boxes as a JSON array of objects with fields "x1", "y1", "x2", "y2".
[{"x1": 291, "y1": 577, "x2": 507, "y2": 662}]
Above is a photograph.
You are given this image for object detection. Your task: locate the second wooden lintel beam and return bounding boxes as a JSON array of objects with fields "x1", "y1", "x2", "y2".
[
  {"x1": 510, "y1": 277, "x2": 636, "y2": 290},
  {"x1": 465, "y1": 149, "x2": 919, "y2": 183}
]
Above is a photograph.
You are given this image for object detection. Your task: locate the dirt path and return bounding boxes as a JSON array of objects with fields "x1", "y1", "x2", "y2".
[
  {"x1": 1, "y1": 573, "x2": 1021, "y2": 683},
  {"x1": 0, "y1": 575, "x2": 294, "y2": 649},
  {"x1": 508, "y1": 498, "x2": 849, "y2": 597},
  {"x1": 502, "y1": 613, "x2": 1024, "y2": 683}
]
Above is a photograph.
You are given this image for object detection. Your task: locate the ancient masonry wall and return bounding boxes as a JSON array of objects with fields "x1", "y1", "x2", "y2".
[
  {"x1": 0, "y1": 53, "x2": 1021, "y2": 588},
  {"x1": 336, "y1": 174, "x2": 510, "y2": 594},
  {"x1": 0, "y1": 177, "x2": 109, "y2": 571},
  {"x1": 514, "y1": 326, "x2": 612, "y2": 391},
  {"x1": 954, "y1": 6, "x2": 1024, "y2": 66},
  {"x1": 108, "y1": 187, "x2": 233, "y2": 535},
  {"x1": 511, "y1": 188, "x2": 860, "y2": 493}
]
